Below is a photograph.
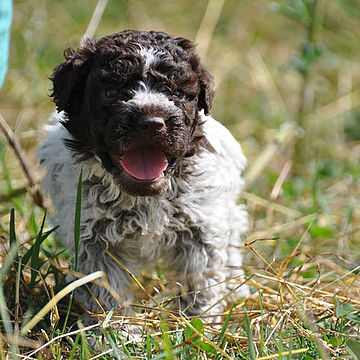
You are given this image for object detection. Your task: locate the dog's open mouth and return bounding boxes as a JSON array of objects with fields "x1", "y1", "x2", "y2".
[{"x1": 110, "y1": 146, "x2": 169, "y2": 182}]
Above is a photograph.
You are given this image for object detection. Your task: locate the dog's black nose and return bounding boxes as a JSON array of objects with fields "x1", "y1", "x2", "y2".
[{"x1": 138, "y1": 116, "x2": 165, "y2": 133}]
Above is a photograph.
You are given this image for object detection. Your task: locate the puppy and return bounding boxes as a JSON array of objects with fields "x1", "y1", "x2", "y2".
[{"x1": 38, "y1": 30, "x2": 248, "y2": 319}]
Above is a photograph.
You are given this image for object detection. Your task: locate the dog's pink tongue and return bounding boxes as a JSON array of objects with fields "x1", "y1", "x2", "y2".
[{"x1": 120, "y1": 147, "x2": 168, "y2": 181}]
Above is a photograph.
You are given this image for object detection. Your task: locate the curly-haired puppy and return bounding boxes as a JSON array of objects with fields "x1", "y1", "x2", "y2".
[{"x1": 39, "y1": 30, "x2": 248, "y2": 319}]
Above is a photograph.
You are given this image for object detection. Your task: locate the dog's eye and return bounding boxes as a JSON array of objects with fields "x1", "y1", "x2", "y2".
[
  {"x1": 105, "y1": 89, "x2": 120, "y2": 98},
  {"x1": 173, "y1": 90, "x2": 183, "y2": 98}
]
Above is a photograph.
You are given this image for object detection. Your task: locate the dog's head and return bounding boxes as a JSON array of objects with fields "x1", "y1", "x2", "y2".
[{"x1": 51, "y1": 30, "x2": 214, "y2": 196}]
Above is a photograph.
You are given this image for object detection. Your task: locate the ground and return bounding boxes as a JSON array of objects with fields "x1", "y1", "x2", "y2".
[{"x1": 0, "y1": 0, "x2": 360, "y2": 359}]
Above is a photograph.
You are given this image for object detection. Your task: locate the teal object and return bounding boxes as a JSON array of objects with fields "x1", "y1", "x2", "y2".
[{"x1": 0, "y1": 0, "x2": 12, "y2": 88}]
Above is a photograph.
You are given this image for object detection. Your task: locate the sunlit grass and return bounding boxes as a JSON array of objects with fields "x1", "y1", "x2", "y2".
[{"x1": 0, "y1": 0, "x2": 360, "y2": 358}]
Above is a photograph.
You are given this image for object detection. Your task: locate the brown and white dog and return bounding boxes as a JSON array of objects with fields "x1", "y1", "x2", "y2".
[{"x1": 38, "y1": 30, "x2": 248, "y2": 319}]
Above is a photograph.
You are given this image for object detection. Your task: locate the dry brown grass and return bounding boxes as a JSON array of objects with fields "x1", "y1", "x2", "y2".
[{"x1": 0, "y1": 0, "x2": 360, "y2": 358}]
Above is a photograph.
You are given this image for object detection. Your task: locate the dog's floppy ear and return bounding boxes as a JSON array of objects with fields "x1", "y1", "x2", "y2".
[
  {"x1": 175, "y1": 37, "x2": 214, "y2": 115},
  {"x1": 174, "y1": 37, "x2": 214, "y2": 115},
  {"x1": 196, "y1": 64, "x2": 214, "y2": 115},
  {"x1": 50, "y1": 39, "x2": 96, "y2": 115}
]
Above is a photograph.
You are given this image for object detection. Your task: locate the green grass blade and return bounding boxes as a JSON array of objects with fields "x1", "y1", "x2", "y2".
[
  {"x1": 0, "y1": 139, "x2": 4, "y2": 158},
  {"x1": 0, "y1": 244, "x2": 19, "y2": 360},
  {"x1": 21, "y1": 226, "x2": 58, "y2": 272},
  {"x1": 146, "y1": 333, "x2": 152, "y2": 359},
  {"x1": 80, "y1": 325, "x2": 91, "y2": 360},
  {"x1": 119, "y1": 337, "x2": 133, "y2": 358},
  {"x1": 104, "y1": 327, "x2": 123, "y2": 360},
  {"x1": 160, "y1": 319, "x2": 173, "y2": 360},
  {"x1": 30, "y1": 212, "x2": 47, "y2": 285},
  {"x1": 28, "y1": 210, "x2": 39, "y2": 237},
  {"x1": 1, "y1": 147, "x2": 13, "y2": 193},
  {"x1": 102, "y1": 307, "x2": 115, "y2": 328},
  {"x1": 61, "y1": 293, "x2": 74, "y2": 335},
  {"x1": 244, "y1": 308, "x2": 256, "y2": 360},
  {"x1": 61, "y1": 170, "x2": 83, "y2": 335},
  {"x1": 259, "y1": 291, "x2": 266, "y2": 356},
  {"x1": 289, "y1": 335, "x2": 293, "y2": 359},
  {"x1": 346, "y1": 339, "x2": 360, "y2": 359},
  {"x1": 148, "y1": 333, "x2": 161, "y2": 349},
  {"x1": 69, "y1": 333, "x2": 81, "y2": 360},
  {"x1": 217, "y1": 304, "x2": 234, "y2": 347}
]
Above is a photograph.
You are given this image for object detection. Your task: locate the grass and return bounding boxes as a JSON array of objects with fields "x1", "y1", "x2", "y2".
[{"x1": 1, "y1": 0, "x2": 360, "y2": 358}]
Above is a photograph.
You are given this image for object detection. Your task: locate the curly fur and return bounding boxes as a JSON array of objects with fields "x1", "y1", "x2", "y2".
[{"x1": 38, "y1": 30, "x2": 248, "y2": 318}]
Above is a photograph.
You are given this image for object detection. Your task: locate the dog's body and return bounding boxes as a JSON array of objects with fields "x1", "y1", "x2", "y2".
[{"x1": 39, "y1": 30, "x2": 247, "y2": 317}]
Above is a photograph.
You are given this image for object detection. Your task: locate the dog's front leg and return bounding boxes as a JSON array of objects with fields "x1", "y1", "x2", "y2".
[
  {"x1": 73, "y1": 241, "x2": 134, "y2": 316},
  {"x1": 171, "y1": 237, "x2": 228, "y2": 323}
]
